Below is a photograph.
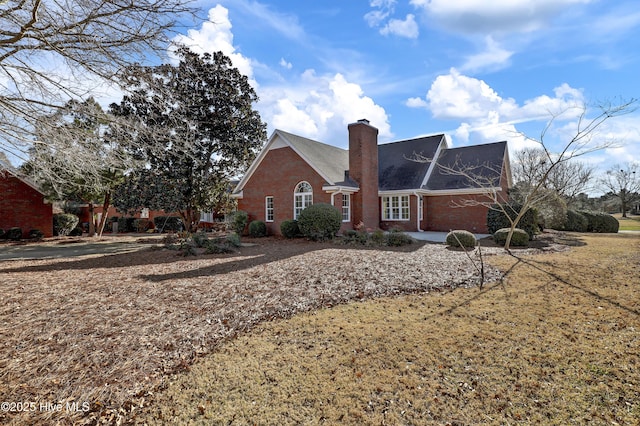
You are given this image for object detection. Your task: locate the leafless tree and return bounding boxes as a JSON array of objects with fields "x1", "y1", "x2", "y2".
[
  {"x1": 599, "y1": 163, "x2": 640, "y2": 218},
  {"x1": 415, "y1": 99, "x2": 637, "y2": 249},
  {"x1": 0, "y1": 0, "x2": 198, "y2": 160}
]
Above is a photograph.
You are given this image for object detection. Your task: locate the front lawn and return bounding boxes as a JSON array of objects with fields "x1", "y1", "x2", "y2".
[
  {"x1": 615, "y1": 213, "x2": 640, "y2": 231},
  {"x1": 139, "y1": 233, "x2": 640, "y2": 425}
]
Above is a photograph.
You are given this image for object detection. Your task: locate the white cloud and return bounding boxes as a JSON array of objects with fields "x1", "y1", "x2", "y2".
[
  {"x1": 260, "y1": 72, "x2": 392, "y2": 146},
  {"x1": 460, "y1": 36, "x2": 513, "y2": 72},
  {"x1": 172, "y1": 5, "x2": 255, "y2": 82},
  {"x1": 409, "y1": 0, "x2": 593, "y2": 34},
  {"x1": 364, "y1": 0, "x2": 397, "y2": 27},
  {"x1": 380, "y1": 14, "x2": 419, "y2": 39},
  {"x1": 279, "y1": 58, "x2": 293, "y2": 69},
  {"x1": 405, "y1": 97, "x2": 428, "y2": 108},
  {"x1": 173, "y1": 5, "x2": 392, "y2": 147},
  {"x1": 414, "y1": 68, "x2": 602, "y2": 153}
]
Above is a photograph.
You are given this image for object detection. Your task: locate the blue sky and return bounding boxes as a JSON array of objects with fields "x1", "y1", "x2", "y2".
[{"x1": 161, "y1": 1, "x2": 638, "y2": 184}]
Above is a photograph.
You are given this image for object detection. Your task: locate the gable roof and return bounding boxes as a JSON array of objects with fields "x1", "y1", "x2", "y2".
[
  {"x1": 378, "y1": 134, "x2": 444, "y2": 191},
  {"x1": 0, "y1": 158, "x2": 46, "y2": 195},
  {"x1": 232, "y1": 129, "x2": 352, "y2": 196},
  {"x1": 425, "y1": 141, "x2": 509, "y2": 191}
]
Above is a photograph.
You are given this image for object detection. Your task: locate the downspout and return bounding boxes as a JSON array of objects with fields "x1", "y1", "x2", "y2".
[{"x1": 412, "y1": 192, "x2": 423, "y2": 232}]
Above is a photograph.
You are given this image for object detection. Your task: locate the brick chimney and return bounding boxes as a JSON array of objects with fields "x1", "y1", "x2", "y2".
[{"x1": 348, "y1": 119, "x2": 379, "y2": 229}]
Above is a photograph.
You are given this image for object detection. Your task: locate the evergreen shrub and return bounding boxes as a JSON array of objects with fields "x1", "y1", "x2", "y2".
[
  {"x1": 493, "y1": 228, "x2": 529, "y2": 247},
  {"x1": 280, "y1": 220, "x2": 300, "y2": 239},
  {"x1": 487, "y1": 204, "x2": 538, "y2": 239},
  {"x1": 578, "y1": 211, "x2": 619, "y2": 233},
  {"x1": 297, "y1": 203, "x2": 342, "y2": 241},
  {"x1": 53, "y1": 213, "x2": 79, "y2": 236},
  {"x1": 446, "y1": 230, "x2": 477, "y2": 248},
  {"x1": 249, "y1": 220, "x2": 267, "y2": 237}
]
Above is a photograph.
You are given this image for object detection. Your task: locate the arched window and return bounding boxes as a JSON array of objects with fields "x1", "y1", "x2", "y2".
[{"x1": 294, "y1": 181, "x2": 313, "y2": 219}]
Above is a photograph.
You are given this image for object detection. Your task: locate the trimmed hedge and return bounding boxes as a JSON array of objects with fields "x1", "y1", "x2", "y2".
[
  {"x1": 297, "y1": 203, "x2": 342, "y2": 241},
  {"x1": 53, "y1": 213, "x2": 79, "y2": 236},
  {"x1": 5, "y1": 227, "x2": 22, "y2": 241},
  {"x1": 153, "y1": 216, "x2": 184, "y2": 232},
  {"x1": 487, "y1": 203, "x2": 538, "y2": 239},
  {"x1": 563, "y1": 210, "x2": 588, "y2": 232},
  {"x1": 280, "y1": 220, "x2": 300, "y2": 239},
  {"x1": 578, "y1": 211, "x2": 619, "y2": 233},
  {"x1": 249, "y1": 220, "x2": 267, "y2": 237},
  {"x1": 493, "y1": 227, "x2": 529, "y2": 247},
  {"x1": 117, "y1": 217, "x2": 137, "y2": 233},
  {"x1": 29, "y1": 229, "x2": 44, "y2": 240},
  {"x1": 446, "y1": 230, "x2": 477, "y2": 248}
]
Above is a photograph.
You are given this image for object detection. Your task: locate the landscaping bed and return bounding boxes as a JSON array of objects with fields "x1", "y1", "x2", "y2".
[{"x1": 1, "y1": 236, "x2": 507, "y2": 425}]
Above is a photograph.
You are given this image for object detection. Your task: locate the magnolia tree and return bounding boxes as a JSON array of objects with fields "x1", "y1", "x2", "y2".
[{"x1": 111, "y1": 47, "x2": 267, "y2": 232}]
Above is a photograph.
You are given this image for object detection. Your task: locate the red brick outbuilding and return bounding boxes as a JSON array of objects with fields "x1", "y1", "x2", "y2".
[{"x1": 0, "y1": 168, "x2": 53, "y2": 238}]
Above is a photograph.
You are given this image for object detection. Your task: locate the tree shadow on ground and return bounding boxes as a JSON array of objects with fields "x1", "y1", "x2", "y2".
[{"x1": 0, "y1": 236, "x2": 426, "y2": 276}]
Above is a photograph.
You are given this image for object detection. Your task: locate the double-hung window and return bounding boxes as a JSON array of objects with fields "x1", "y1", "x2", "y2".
[
  {"x1": 294, "y1": 182, "x2": 313, "y2": 219},
  {"x1": 265, "y1": 196, "x2": 274, "y2": 222},
  {"x1": 382, "y1": 195, "x2": 410, "y2": 220},
  {"x1": 341, "y1": 194, "x2": 351, "y2": 222}
]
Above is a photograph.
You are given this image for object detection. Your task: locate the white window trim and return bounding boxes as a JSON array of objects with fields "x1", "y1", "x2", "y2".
[
  {"x1": 418, "y1": 195, "x2": 423, "y2": 221},
  {"x1": 294, "y1": 181, "x2": 313, "y2": 220},
  {"x1": 342, "y1": 194, "x2": 351, "y2": 222},
  {"x1": 382, "y1": 195, "x2": 410, "y2": 221},
  {"x1": 265, "y1": 196, "x2": 274, "y2": 222}
]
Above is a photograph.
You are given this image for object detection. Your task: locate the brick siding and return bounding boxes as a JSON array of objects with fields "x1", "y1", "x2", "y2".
[{"x1": 0, "y1": 172, "x2": 53, "y2": 237}]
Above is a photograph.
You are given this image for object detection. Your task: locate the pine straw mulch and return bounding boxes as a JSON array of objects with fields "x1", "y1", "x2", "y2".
[{"x1": 1, "y1": 233, "x2": 565, "y2": 425}]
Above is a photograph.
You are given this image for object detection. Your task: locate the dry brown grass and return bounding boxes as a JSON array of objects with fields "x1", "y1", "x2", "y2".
[
  {"x1": 1, "y1": 236, "x2": 493, "y2": 425},
  {"x1": 137, "y1": 233, "x2": 640, "y2": 425}
]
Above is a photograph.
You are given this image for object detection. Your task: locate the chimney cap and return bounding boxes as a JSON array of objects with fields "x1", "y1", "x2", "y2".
[{"x1": 356, "y1": 118, "x2": 370, "y2": 125}]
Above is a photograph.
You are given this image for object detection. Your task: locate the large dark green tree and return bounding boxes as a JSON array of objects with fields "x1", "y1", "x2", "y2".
[
  {"x1": 111, "y1": 47, "x2": 266, "y2": 231},
  {"x1": 25, "y1": 98, "x2": 128, "y2": 236}
]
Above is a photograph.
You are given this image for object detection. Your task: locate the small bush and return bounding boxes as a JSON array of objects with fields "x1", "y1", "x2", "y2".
[
  {"x1": 228, "y1": 211, "x2": 248, "y2": 235},
  {"x1": 298, "y1": 203, "x2": 342, "y2": 241},
  {"x1": 446, "y1": 230, "x2": 477, "y2": 248},
  {"x1": 29, "y1": 229, "x2": 44, "y2": 240},
  {"x1": 53, "y1": 213, "x2": 79, "y2": 236},
  {"x1": 69, "y1": 227, "x2": 83, "y2": 236},
  {"x1": 248, "y1": 220, "x2": 267, "y2": 237},
  {"x1": 371, "y1": 229, "x2": 386, "y2": 245},
  {"x1": 578, "y1": 211, "x2": 619, "y2": 233},
  {"x1": 192, "y1": 231, "x2": 209, "y2": 248},
  {"x1": 153, "y1": 216, "x2": 184, "y2": 233},
  {"x1": 280, "y1": 220, "x2": 300, "y2": 239},
  {"x1": 384, "y1": 230, "x2": 415, "y2": 247},
  {"x1": 225, "y1": 232, "x2": 242, "y2": 248},
  {"x1": 117, "y1": 217, "x2": 137, "y2": 233},
  {"x1": 0, "y1": 229, "x2": 5, "y2": 239},
  {"x1": 134, "y1": 218, "x2": 150, "y2": 233},
  {"x1": 493, "y1": 228, "x2": 529, "y2": 247},
  {"x1": 6, "y1": 227, "x2": 22, "y2": 241},
  {"x1": 487, "y1": 204, "x2": 538, "y2": 239},
  {"x1": 563, "y1": 210, "x2": 588, "y2": 232}
]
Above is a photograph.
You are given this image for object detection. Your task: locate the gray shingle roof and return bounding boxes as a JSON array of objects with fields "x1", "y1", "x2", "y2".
[
  {"x1": 278, "y1": 130, "x2": 350, "y2": 185},
  {"x1": 378, "y1": 135, "x2": 444, "y2": 191},
  {"x1": 425, "y1": 141, "x2": 507, "y2": 190}
]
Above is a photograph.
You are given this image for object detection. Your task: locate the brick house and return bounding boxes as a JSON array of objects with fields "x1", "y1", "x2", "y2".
[
  {"x1": 232, "y1": 119, "x2": 512, "y2": 235},
  {"x1": 0, "y1": 166, "x2": 53, "y2": 238}
]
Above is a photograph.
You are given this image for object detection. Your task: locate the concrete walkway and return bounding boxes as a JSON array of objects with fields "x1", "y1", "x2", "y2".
[{"x1": 406, "y1": 231, "x2": 490, "y2": 243}]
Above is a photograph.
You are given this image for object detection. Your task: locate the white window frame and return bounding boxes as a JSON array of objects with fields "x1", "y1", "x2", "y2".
[
  {"x1": 382, "y1": 195, "x2": 410, "y2": 221},
  {"x1": 200, "y1": 211, "x2": 214, "y2": 222},
  {"x1": 265, "y1": 196, "x2": 274, "y2": 222},
  {"x1": 342, "y1": 194, "x2": 351, "y2": 222},
  {"x1": 140, "y1": 208, "x2": 150, "y2": 219},
  {"x1": 294, "y1": 181, "x2": 313, "y2": 220},
  {"x1": 418, "y1": 195, "x2": 423, "y2": 221}
]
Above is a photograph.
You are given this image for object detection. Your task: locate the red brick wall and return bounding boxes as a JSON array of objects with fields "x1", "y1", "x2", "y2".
[
  {"x1": 424, "y1": 194, "x2": 490, "y2": 233},
  {"x1": 238, "y1": 146, "x2": 335, "y2": 235},
  {"x1": 0, "y1": 172, "x2": 53, "y2": 237}
]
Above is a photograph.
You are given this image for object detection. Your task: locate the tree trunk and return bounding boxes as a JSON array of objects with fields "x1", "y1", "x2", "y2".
[
  {"x1": 96, "y1": 191, "x2": 111, "y2": 237},
  {"x1": 88, "y1": 202, "x2": 96, "y2": 237}
]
